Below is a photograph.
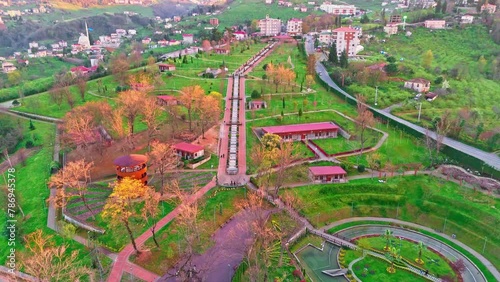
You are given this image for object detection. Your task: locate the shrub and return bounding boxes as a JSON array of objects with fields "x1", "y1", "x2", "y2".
[
  {"x1": 357, "y1": 165, "x2": 365, "y2": 172},
  {"x1": 165, "y1": 71, "x2": 173, "y2": 77},
  {"x1": 12, "y1": 99, "x2": 20, "y2": 106},
  {"x1": 25, "y1": 140, "x2": 34, "y2": 148},
  {"x1": 251, "y1": 90, "x2": 261, "y2": 98},
  {"x1": 292, "y1": 269, "x2": 301, "y2": 277}
]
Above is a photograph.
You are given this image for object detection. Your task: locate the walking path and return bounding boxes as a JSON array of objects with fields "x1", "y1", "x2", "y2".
[
  {"x1": 304, "y1": 35, "x2": 500, "y2": 171},
  {"x1": 106, "y1": 180, "x2": 216, "y2": 282},
  {"x1": 327, "y1": 218, "x2": 498, "y2": 282}
]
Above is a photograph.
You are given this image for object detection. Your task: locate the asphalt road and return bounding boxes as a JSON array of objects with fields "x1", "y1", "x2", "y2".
[
  {"x1": 304, "y1": 36, "x2": 500, "y2": 171},
  {"x1": 336, "y1": 225, "x2": 486, "y2": 282}
]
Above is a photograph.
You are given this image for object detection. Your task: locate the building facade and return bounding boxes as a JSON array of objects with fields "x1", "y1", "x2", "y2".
[
  {"x1": 209, "y1": 18, "x2": 219, "y2": 26},
  {"x1": 319, "y1": 3, "x2": 356, "y2": 15},
  {"x1": 286, "y1": 18, "x2": 303, "y2": 35},
  {"x1": 481, "y1": 3, "x2": 496, "y2": 13},
  {"x1": 261, "y1": 122, "x2": 339, "y2": 141},
  {"x1": 332, "y1": 26, "x2": 361, "y2": 57},
  {"x1": 173, "y1": 142, "x2": 205, "y2": 160},
  {"x1": 424, "y1": 20, "x2": 446, "y2": 29},
  {"x1": 404, "y1": 78, "x2": 431, "y2": 93},
  {"x1": 309, "y1": 166, "x2": 347, "y2": 183},
  {"x1": 258, "y1": 15, "x2": 282, "y2": 36},
  {"x1": 114, "y1": 154, "x2": 148, "y2": 184},
  {"x1": 384, "y1": 24, "x2": 398, "y2": 36}
]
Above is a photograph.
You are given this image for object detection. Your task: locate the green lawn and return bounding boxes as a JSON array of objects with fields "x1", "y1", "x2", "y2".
[
  {"x1": 312, "y1": 135, "x2": 380, "y2": 155},
  {"x1": 283, "y1": 175, "x2": 500, "y2": 269},
  {"x1": 196, "y1": 154, "x2": 219, "y2": 170},
  {"x1": 132, "y1": 188, "x2": 246, "y2": 274}
]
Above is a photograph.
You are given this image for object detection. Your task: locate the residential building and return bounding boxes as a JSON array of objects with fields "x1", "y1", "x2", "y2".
[
  {"x1": 258, "y1": 15, "x2": 282, "y2": 36},
  {"x1": 173, "y1": 16, "x2": 181, "y2": 22},
  {"x1": 128, "y1": 29, "x2": 137, "y2": 35},
  {"x1": 461, "y1": 15, "x2": 474, "y2": 24},
  {"x1": 384, "y1": 24, "x2": 398, "y2": 36},
  {"x1": 158, "y1": 63, "x2": 176, "y2": 72},
  {"x1": 481, "y1": 3, "x2": 496, "y2": 13},
  {"x1": 214, "y1": 48, "x2": 230, "y2": 54},
  {"x1": 404, "y1": 78, "x2": 430, "y2": 93},
  {"x1": 318, "y1": 30, "x2": 333, "y2": 45},
  {"x1": 70, "y1": 66, "x2": 98, "y2": 75},
  {"x1": 116, "y1": 29, "x2": 127, "y2": 36},
  {"x1": 265, "y1": 0, "x2": 272, "y2": 3},
  {"x1": 59, "y1": 40, "x2": 68, "y2": 47},
  {"x1": 182, "y1": 34, "x2": 194, "y2": 44},
  {"x1": 424, "y1": 20, "x2": 446, "y2": 29},
  {"x1": 332, "y1": 26, "x2": 362, "y2": 57},
  {"x1": 261, "y1": 122, "x2": 339, "y2": 141},
  {"x1": 233, "y1": 31, "x2": 247, "y2": 40},
  {"x1": 389, "y1": 15, "x2": 402, "y2": 23},
  {"x1": 173, "y1": 142, "x2": 204, "y2": 160},
  {"x1": 209, "y1": 18, "x2": 219, "y2": 26},
  {"x1": 319, "y1": 4, "x2": 356, "y2": 15},
  {"x1": 2, "y1": 62, "x2": 16, "y2": 73},
  {"x1": 286, "y1": 18, "x2": 303, "y2": 35},
  {"x1": 142, "y1": 37, "x2": 152, "y2": 44},
  {"x1": 7, "y1": 10, "x2": 21, "y2": 17},
  {"x1": 29, "y1": 42, "x2": 39, "y2": 49},
  {"x1": 309, "y1": 166, "x2": 347, "y2": 183},
  {"x1": 156, "y1": 95, "x2": 179, "y2": 106},
  {"x1": 425, "y1": 92, "x2": 438, "y2": 101},
  {"x1": 114, "y1": 154, "x2": 148, "y2": 184},
  {"x1": 300, "y1": 6, "x2": 308, "y2": 12},
  {"x1": 248, "y1": 100, "x2": 267, "y2": 110}
]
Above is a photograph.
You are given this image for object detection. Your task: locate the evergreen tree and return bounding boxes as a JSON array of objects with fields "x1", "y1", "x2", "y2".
[
  {"x1": 182, "y1": 55, "x2": 188, "y2": 64},
  {"x1": 298, "y1": 108, "x2": 303, "y2": 118},
  {"x1": 340, "y1": 50, "x2": 349, "y2": 68},
  {"x1": 360, "y1": 14, "x2": 370, "y2": 24},
  {"x1": 441, "y1": 0, "x2": 447, "y2": 14},
  {"x1": 329, "y1": 43, "x2": 339, "y2": 65},
  {"x1": 282, "y1": 97, "x2": 285, "y2": 108},
  {"x1": 29, "y1": 119, "x2": 35, "y2": 131},
  {"x1": 435, "y1": 0, "x2": 442, "y2": 13}
]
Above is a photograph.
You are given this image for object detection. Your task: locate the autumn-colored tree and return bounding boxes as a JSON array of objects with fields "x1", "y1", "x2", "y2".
[
  {"x1": 75, "y1": 76, "x2": 87, "y2": 101},
  {"x1": 366, "y1": 152, "x2": 381, "y2": 178},
  {"x1": 20, "y1": 230, "x2": 94, "y2": 281},
  {"x1": 109, "y1": 108, "x2": 126, "y2": 139},
  {"x1": 62, "y1": 105, "x2": 96, "y2": 148},
  {"x1": 178, "y1": 85, "x2": 205, "y2": 131},
  {"x1": 117, "y1": 90, "x2": 147, "y2": 136},
  {"x1": 355, "y1": 95, "x2": 375, "y2": 161},
  {"x1": 148, "y1": 141, "x2": 179, "y2": 194},
  {"x1": 199, "y1": 93, "x2": 221, "y2": 138},
  {"x1": 306, "y1": 54, "x2": 316, "y2": 75},
  {"x1": 272, "y1": 141, "x2": 299, "y2": 197},
  {"x1": 49, "y1": 86, "x2": 66, "y2": 109},
  {"x1": 102, "y1": 177, "x2": 149, "y2": 253},
  {"x1": 110, "y1": 53, "x2": 130, "y2": 86},
  {"x1": 49, "y1": 160, "x2": 95, "y2": 219},
  {"x1": 201, "y1": 39, "x2": 212, "y2": 53},
  {"x1": 141, "y1": 96, "x2": 162, "y2": 147},
  {"x1": 142, "y1": 187, "x2": 161, "y2": 248},
  {"x1": 422, "y1": 50, "x2": 434, "y2": 69},
  {"x1": 305, "y1": 74, "x2": 315, "y2": 89}
]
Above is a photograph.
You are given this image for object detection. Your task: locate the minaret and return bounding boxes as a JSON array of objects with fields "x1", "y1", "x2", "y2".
[{"x1": 85, "y1": 21, "x2": 89, "y2": 41}]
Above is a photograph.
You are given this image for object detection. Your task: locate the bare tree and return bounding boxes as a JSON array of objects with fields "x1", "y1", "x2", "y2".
[
  {"x1": 141, "y1": 96, "x2": 162, "y2": 148},
  {"x1": 76, "y1": 76, "x2": 87, "y2": 101},
  {"x1": 117, "y1": 90, "x2": 147, "y2": 136},
  {"x1": 355, "y1": 94, "x2": 375, "y2": 162},
  {"x1": 148, "y1": 141, "x2": 179, "y2": 195}
]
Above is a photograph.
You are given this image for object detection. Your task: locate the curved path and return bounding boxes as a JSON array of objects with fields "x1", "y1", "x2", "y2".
[
  {"x1": 304, "y1": 36, "x2": 500, "y2": 171},
  {"x1": 326, "y1": 218, "x2": 500, "y2": 282}
]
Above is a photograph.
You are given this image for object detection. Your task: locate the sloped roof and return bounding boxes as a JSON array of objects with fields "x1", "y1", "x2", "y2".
[
  {"x1": 173, "y1": 142, "x2": 203, "y2": 153},
  {"x1": 262, "y1": 122, "x2": 339, "y2": 135},
  {"x1": 309, "y1": 166, "x2": 347, "y2": 176},
  {"x1": 114, "y1": 154, "x2": 148, "y2": 167}
]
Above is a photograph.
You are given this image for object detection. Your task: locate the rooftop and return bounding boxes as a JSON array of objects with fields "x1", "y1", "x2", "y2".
[
  {"x1": 113, "y1": 154, "x2": 148, "y2": 167},
  {"x1": 173, "y1": 142, "x2": 203, "y2": 153},
  {"x1": 309, "y1": 166, "x2": 347, "y2": 176},
  {"x1": 333, "y1": 26, "x2": 358, "y2": 33},
  {"x1": 407, "y1": 78, "x2": 430, "y2": 84},
  {"x1": 262, "y1": 122, "x2": 339, "y2": 135}
]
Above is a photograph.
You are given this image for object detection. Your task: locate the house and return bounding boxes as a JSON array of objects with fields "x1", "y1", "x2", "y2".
[
  {"x1": 17, "y1": 59, "x2": 28, "y2": 66},
  {"x1": 173, "y1": 16, "x2": 181, "y2": 22},
  {"x1": 114, "y1": 154, "x2": 148, "y2": 184},
  {"x1": 70, "y1": 66, "x2": 97, "y2": 75},
  {"x1": 214, "y1": 48, "x2": 230, "y2": 55},
  {"x1": 35, "y1": 50, "x2": 47, "y2": 57},
  {"x1": 209, "y1": 18, "x2": 219, "y2": 26},
  {"x1": 287, "y1": 18, "x2": 303, "y2": 35},
  {"x1": 309, "y1": 166, "x2": 347, "y2": 183},
  {"x1": 156, "y1": 95, "x2": 179, "y2": 106},
  {"x1": 404, "y1": 78, "x2": 430, "y2": 93},
  {"x1": 481, "y1": 3, "x2": 496, "y2": 13},
  {"x1": 173, "y1": 142, "x2": 204, "y2": 160},
  {"x1": 384, "y1": 24, "x2": 398, "y2": 36},
  {"x1": 318, "y1": 30, "x2": 332, "y2": 45},
  {"x1": 200, "y1": 67, "x2": 222, "y2": 78},
  {"x1": 389, "y1": 15, "x2": 402, "y2": 23},
  {"x1": 261, "y1": 122, "x2": 339, "y2": 141},
  {"x1": 182, "y1": 34, "x2": 194, "y2": 44},
  {"x1": 29, "y1": 42, "x2": 39, "y2": 49},
  {"x1": 300, "y1": 6, "x2": 308, "y2": 12},
  {"x1": 59, "y1": 40, "x2": 68, "y2": 47},
  {"x1": 2, "y1": 62, "x2": 16, "y2": 73},
  {"x1": 116, "y1": 29, "x2": 127, "y2": 36},
  {"x1": 142, "y1": 37, "x2": 152, "y2": 44},
  {"x1": 425, "y1": 92, "x2": 438, "y2": 101},
  {"x1": 319, "y1": 4, "x2": 356, "y2": 15},
  {"x1": 128, "y1": 29, "x2": 137, "y2": 35},
  {"x1": 158, "y1": 63, "x2": 176, "y2": 72},
  {"x1": 258, "y1": 15, "x2": 282, "y2": 36},
  {"x1": 169, "y1": 40, "x2": 181, "y2": 46},
  {"x1": 265, "y1": 0, "x2": 273, "y2": 3},
  {"x1": 248, "y1": 100, "x2": 267, "y2": 110},
  {"x1": 461, "y1": 15, "x2": 474, "y2": 24},
  {"x1": 233, "y1": 31, "x2": 247, "y2": 40},
  {"x1": 424, "y1": 20, "x2": 446, "y2": 29}
]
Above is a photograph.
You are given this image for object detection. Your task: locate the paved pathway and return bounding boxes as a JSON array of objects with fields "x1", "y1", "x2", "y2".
[
  {"x1": 106, "y1": 180, "x2": 216, "y2": 282},
  {"x1": 304, "y1": 35, "x2": 500, "y2": 171},
  {"x1": 327, "y1": 218, "x2": 498, "y2": 282}
]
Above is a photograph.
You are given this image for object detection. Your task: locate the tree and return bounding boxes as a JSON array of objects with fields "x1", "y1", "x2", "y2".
[
  {"x1": 383, "y1": 229, "x2": 393, "y2": 251},
  {"x1": 384, "y1": 63, "x2": 398, "y2": 75},
  {"x1": 49, "y1": 86, "x2": 66, "y2": 109},
  {"x1": 110, "y1": 53, "x2": 130, "y2": 86},
  {"x1": 422, "y1": 50, "x2": 434, "y2": 69},
  {"x1": 360, "y1": 14, "x2": 370, "y2": 24},
  {"x1": 102, "y1": 177, "x2": 149, "y2": 253},
  {"x1": 298, "y1": 108, "x2": 303, "y2": 119},
  {"x1": 305, "y1": 74, "x2": 315, "y2": 89},
  {"x1": 20, "y1": 230, "x2": 94, "y2": 281},
  {"x1": 441, "y1": 0, "x2": 448, "y2": 14},
  {"x1": 415, "y1": 241, "x2": 426, "y2": 264},
  {"x1": 141, "y1": 96, "x2": 162, "y2": 147},
  {"x1": 148, "y1": 141, "x2": 178, "y2": 194},
  {"x1": 76, "y1": 76, "x2": 87, "y2": 101},
  {"x1": 29, "y1": 119, "x2": 35, "y2": 130},
  {"x1": 117, "y1": 90, "x2": 146, "y2": 136},
  {"x1": 339, "y1": 50, "x2": 349, "y2": 68},
  {"x1": 199, "y1": 94, "x2": 221, "y2": 138},
  {"x1": 435, "y1": 0, "x2": 442, "y2": 13},
  {"x1": 306, "y1": 54, "x2": 316, "y2": 75},
  {"x1": 7, "y1": 70, "x2": 22, "y2": 86},
  {"x1": 201, "y1": 40, "x2": 212, "y2": 53},
  {"x1": 381, "y1": 8, "x2": 387, "y2": 25},
  {"x1": 478, "y1": 55, "x2": 487, "y2": 73},
  {"x1": 328, "y1": 43, "x2": 338, "y2": 65},
  {"x1": 179, "y1": 85, "x2": 205, "y2": 131},
  {"x1": 142, "y1": 187, "x2": 161, "y2": 248},
  {"x1": 49, "y1": 160, "x2": 95, "y2": 220},
  {"x1": 366, "y1": 153, "x2": 381, "y2": 178},
  {"x1": 355, "y1": 95, "x2": 375, "y2": 162}
]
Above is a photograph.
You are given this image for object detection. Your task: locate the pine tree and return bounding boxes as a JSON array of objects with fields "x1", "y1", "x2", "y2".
[
  {"x1": 435, "y1": 0, "x2": 442, "y2": 13},
  {"x1": 329, "y1": 43, "x2": 339, "y2": 65},
  {"x1": 441, "y1": 0, "x2": 447, "y2": 14},
  {"x1": 282, "y1": 96, "x2": 285, "y2": 108},
  {"x1": 29, "y1": 119, "x2": 35, "y2": 131},
  {"x1": 340, "y1": 50, "x2": 349, "y2": 68}
]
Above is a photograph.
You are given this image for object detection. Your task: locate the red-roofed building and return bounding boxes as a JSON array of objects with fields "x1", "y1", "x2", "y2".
[
  {"x1": 157, "y1": 95, "x2": 179, "y2": 106},
  {"x1": 233, "y1": 31, "x2": 247, "y2": 40},
  {"x1": 182, "y1": 34, "x2": 194, "y2": 44},
  {"x1": 248, "y1": 100, "x2": 267, "y2": 110},
  {"x1": 173, "y1": 142, "x2": 205, "y2": 159},
  {"x1": 261, "y1": 122, "x2": 339, "y2": 141},
  {"x1": 214, "y1": 48, "x2": 230, "y2": 55},
  {"x1": 332, "y1": 26, "x2": 361, "y2": 57},
  {"x1": 158, "y1": 63, "x2": 176, "y2": 72},
  {"x1": 404, "y1": 78, "x2": 430, "y2": 93},
  {"x1": 70, "y1": 65, "x2": 97, "y2": 75},
  {"x1": 309, "y1": 166, "x2": 347, "y2": 183}
]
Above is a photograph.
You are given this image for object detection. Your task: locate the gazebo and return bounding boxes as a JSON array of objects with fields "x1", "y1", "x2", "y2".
[{"x1": 113, "y1": 154, "x2": 148, "y2": 184}]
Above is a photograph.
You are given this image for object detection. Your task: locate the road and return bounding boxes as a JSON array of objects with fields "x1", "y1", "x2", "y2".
[
  {"x1": 334, "y1": 224, "x2": 488, "y2": 282},
  {"x1": 304, "y1": 36, "x2": 500, "y2": 171}
]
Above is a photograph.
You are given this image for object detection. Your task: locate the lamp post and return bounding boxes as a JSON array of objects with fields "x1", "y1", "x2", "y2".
[
  {"x1": 403, "y1": 15, "x2": 407, "y2": 30},
  {"x1": 417, "y1": 102, "x2": 422, "y2": 122},
  {"x1": 374, "y1": 86, "x2": 379, "y2": 106}
]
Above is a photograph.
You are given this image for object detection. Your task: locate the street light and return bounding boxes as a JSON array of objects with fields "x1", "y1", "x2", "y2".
[{"x1": 374, "y1": 86, "x2": 378, "y2": 106}]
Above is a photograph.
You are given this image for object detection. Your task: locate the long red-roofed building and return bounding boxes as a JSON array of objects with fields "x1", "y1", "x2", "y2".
[
  {"x1": 261, "y1": 122, "x2": 339, "y2": 141},
  {"x1": 173, "y1": 142, "x2": 205, "y2": 160},
  {"x1": 309, "y1": 166, "x2": 347, "y2": 183}
]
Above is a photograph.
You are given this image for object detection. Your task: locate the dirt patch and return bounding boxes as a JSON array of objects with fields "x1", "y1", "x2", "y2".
[{"x1": 0, "y1": 147, "x2": 39, "y2": 173}]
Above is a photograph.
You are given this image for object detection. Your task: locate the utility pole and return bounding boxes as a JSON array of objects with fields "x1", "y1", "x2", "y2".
[
  {"x1": 396, "y1": 202, "x2": 399, "y2": 218},
  {"x1": 374, "y1": 86, "x2": 378, "y2": 106},
  {"x1": 482, "y1": 237, "x2": 487, "y2": 253},
  {"x1": 417, "y1": 102, "x2": 422, "y2": 122},
  {"x1": 442, "y1": 217, "x2": 447, "y2": 233}
]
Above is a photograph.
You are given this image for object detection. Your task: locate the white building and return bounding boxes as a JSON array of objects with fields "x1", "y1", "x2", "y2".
[
  {"x1": 265, "y1": 0, "x2": 272, "y2": 3},
  {"x1": 318, "y1": 30, "x2": 332, "y2": 45},
  {"x1": 286, "y1": 18, "x2": 302, "y2": 35},
  {"x1": 29, "y1": 42, "x2": 39, "y2": 49},
  {"x1": 461, "y1": 15, "x2": 473, "y2": 24},
  {"x1": 319, "y1": 4, "x2": 356, "y2": 15},
  {"x1": 424, "y1": 20, "x2": 446, "y2": 29},
  {"x1": 258, "y1": 15, "x2": 282, "y2": 36},
  {"x1": 332, "y1": 26, "x2": 361, "y2": 57},
  {"x1": 383, "y1": 24, "x2": 398, "y2": 36},
  {"x1": 128, "y1": 29, "x2": 137, "y2": 35},
  {"x1": 233, "y1": 31, "x2": 247, "y2": 40},
  {"x1": 182, "y1": 34, "x2": 194, "y2": 44}
]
